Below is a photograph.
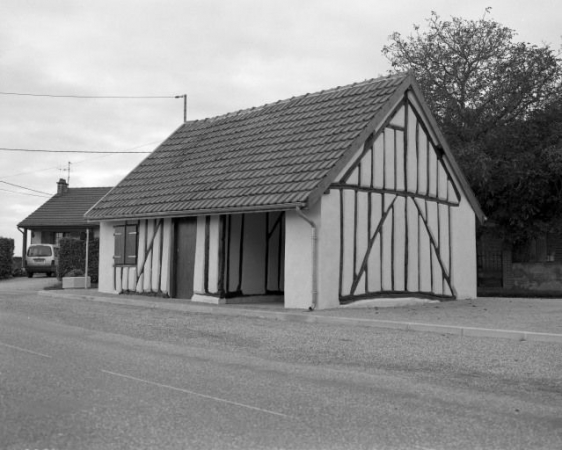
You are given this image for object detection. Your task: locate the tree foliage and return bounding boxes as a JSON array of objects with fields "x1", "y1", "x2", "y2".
[{"x1": 383, "y1": 9, "x2": 562, "y2": 242}]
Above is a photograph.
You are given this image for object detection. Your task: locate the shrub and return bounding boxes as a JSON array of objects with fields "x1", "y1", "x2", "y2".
[
  {"x1": 58, "y1": 237, "x2": 99, "y2": 283},
  {"x1": 64, "y1": 269, "x2": 84, "y2": 277},
  {"x1": 0, "y1": 237, "x2": 14, "y2": 279}
]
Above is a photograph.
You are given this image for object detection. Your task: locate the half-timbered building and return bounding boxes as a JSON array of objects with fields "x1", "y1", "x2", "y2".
[{"x1": 86, "y1": 73, "x2": 483, "y2": 309}]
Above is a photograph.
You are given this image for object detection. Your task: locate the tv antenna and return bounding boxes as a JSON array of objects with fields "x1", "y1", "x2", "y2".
[{"x1": 59, "y1": 161, "x2": 71, "y2": 184}]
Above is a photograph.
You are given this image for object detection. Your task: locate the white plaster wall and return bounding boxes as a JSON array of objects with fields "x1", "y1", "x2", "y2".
[
  {"x1": 284, "y1": 203, "x2": 320, "y2": 309},
  {"x1": 143, "y1": 220, "x2": 154, "y2": 292},
  {"x1": 450, "y1": 198, "x2": 477, "y2": 299},
  {"x1": 136, "y1": 220, "x2": 147, "y2": 293},
  {"x1": 389, "y1": 105, "x2": 405, "y2": 127},
  {"x1": 207, "y1": 216, "x2": 220, "y2": 294},
  {"x1": 393, "y1": 196, "x2": 406, "y2": 291},
  {"x1": 160, "y1": 218, "x2": 172, "y2": 294},
  {"x1": 354, "y1": 191, "x2": 369, "y2": 296},
  {"x1": 406, "y1": 198, "x2": 419, "y2": 292},
  {"x1": 98, "y1": 221, "x2": 117, "y2": 293},
  {"x1": 150, "y1": 220, "x2": 161, "y2": 292},
  {"x1": 193, "y1": 216, "x2": 207, "y2": 295},
  {"x1": 341, "y1": 189, "x2": 354, "y2": 295},
  {"x1": 317, "y1": 191, "x2": 341, "y2": 309},
  {"x1": 368, "y1": 194, "x2": 383, "y2": 292}
]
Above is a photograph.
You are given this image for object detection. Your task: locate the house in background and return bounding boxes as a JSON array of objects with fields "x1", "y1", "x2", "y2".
[
  {"x1": 86, "y1": 73, "x2": 484, "y2": 309},
  {"x1": 18, "y1": 179, "x2": 111, "y2": 258}
]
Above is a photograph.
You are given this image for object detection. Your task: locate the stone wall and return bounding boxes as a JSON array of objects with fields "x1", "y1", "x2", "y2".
[{"x1": 512, "y1": 262, "x2": 562, "y2": 291}]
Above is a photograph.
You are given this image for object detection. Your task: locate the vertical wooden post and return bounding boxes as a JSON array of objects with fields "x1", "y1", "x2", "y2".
[{"x1": 85, "y1": 228, "x2": 89, "y2": 290}]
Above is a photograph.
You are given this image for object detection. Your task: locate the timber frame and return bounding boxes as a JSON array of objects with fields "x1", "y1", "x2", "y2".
[{"x1": 333, "y1": 91, "x2": 461, "y2": 302}]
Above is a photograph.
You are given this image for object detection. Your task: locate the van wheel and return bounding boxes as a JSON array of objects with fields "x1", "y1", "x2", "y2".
[
  {"x1": 46, "y1": 272, "x2": 52, "y2": 277},
  {"x1": 27, "y1": 272, "x2": 33, "y2": 278}
]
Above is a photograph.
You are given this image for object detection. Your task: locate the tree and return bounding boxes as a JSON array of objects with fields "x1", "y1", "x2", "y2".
[{"x1": 382, "y1": 9, "x2": 562, "y2": 243}]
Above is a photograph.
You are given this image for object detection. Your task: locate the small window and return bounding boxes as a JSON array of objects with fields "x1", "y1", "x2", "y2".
[{"x1": 114, "y1": 224, "x2": 138, "y2": 265}]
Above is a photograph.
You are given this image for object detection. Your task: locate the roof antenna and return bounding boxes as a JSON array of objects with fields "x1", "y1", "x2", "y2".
[
  {"x1": 59, "y1": 161, "x2": 71, "y2": 185},
  {"x1": 175, "y1": 94, "x2": 187, "y2": 123}
]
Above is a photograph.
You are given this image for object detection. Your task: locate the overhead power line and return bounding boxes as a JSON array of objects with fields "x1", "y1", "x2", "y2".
[
  {"x1": 0, "y1": 140, "x2": 162, "y2": 180},
  {"x1": 1, "y1": 91, "x2": 188, "y2": 122},
  {"x1": 0, "y1": 91, "x2": 178, "y2": 99},
  {"x1": 0, "y1": 187, "x2": 51, "y2": 198},
  {"x1": 0, "y1": 147, "x2": 151, "y2": 154},
  {"x1": 0, "y1": 180, "x2": 52, "y2": 196}
]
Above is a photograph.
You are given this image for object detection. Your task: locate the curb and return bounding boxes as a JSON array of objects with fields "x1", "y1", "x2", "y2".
[{"x1": 38, "y1": 290, "x2": 562, "y2": 344}]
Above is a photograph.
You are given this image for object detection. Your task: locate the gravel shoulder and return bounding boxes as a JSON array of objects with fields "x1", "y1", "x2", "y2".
[
  {"x1": 2, "y1": 275, "x2": 562, "y2": 335},
  {"x1": 314, "y1": 297, "x2": 562, "y2": 334}
]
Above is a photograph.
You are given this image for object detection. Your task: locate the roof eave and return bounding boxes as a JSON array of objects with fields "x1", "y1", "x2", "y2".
[
  {"x1": 85, "y1": 201, "x2": 308, "y2": 222},
  {"x1": 17, "y1": 223, "x2": 100, "y2": 230}
]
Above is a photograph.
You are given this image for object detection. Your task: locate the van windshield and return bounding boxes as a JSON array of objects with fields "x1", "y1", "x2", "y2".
[{"x1": 27, "y1": 246, "x2": 53, "y2": 257}]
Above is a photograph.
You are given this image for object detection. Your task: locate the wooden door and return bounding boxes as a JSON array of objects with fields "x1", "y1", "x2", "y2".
[{"x1": 173, "y1": 217, "x2": 197, "y2": 299}]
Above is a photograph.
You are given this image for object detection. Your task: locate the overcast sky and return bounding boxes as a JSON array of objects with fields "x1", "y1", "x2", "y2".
[{"x1": 1, "y1": 0, "x2": 560, "y2": 256}]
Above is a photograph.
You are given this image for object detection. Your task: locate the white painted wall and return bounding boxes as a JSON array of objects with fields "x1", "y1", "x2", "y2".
[
  {"x1": 317, "y1": 191, "x2": 341, "y2": 309},
  {"x1": 161, "y1": 218, "x2": 172, "y2": 294},
  {"x1": 284, "y1": 203, "x2": 324, "y2": 309},
  {"x1": 193, "y1": 216, "x2": 207, "y2": 296},
  {"x1": 98, "y1": 221, "x2": 117, "y2": 293},
  {"x1": 450, "y1": 198, "x2": 477, "y2": 299},
  {"x1": 207, "y1": 216, "x2": 220, "y2": 293}
]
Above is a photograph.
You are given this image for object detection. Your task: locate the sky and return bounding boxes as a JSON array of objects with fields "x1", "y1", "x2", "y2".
[{"x1": 1, "y1": 0, "x2": 561, "y2": 256}]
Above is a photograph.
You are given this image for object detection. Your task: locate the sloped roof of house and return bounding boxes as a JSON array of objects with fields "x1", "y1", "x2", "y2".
[
  {"x1": 86, "y1": 73, "x2": 483, "y2": 221},
  {"x1": 18, "y1": 187, "x2": 112, "y2": 229}
]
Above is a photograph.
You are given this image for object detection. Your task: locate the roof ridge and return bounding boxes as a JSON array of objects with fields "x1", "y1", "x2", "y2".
[
  {"x1": 191, "y1": 72, "x2": 408, "y2": 125},
  {"x1": 67, "y1": 186, "x2": 113, "y2": 190}
]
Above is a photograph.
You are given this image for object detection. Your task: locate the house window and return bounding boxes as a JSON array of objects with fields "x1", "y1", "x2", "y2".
[{"x1": 114, "y1": 223, "x2": 138, "y2": 265}]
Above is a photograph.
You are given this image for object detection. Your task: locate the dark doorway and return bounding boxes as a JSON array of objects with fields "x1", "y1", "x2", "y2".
[{"x1": 173, "y1": 217, "x2": 197, "y2": 299}]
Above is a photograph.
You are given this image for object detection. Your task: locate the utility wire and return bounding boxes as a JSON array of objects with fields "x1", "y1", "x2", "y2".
[
  {"x1": 0, "y1": 180, "x2": 52, "y2": 196},
  {"x1": 0, "y1": 187, "x2": 51, "y2": 199},
  {"x1": 0, "y1": 164, "x2": 65, "y2": 181},
  {"x1": 0, "y1": 92, "x2": 178, "y2": 99},
  {"x1": 0, "y1": 140, "x2": 161, "y2": 180},
  {"x1": 0, "y1": 147, "x2": 151, "y2": 154}
]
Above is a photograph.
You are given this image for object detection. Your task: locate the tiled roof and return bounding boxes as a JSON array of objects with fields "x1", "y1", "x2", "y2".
[
  {"x1": 86, "y1": 73, "x2": 410, "y2": 220},
  {"x1": 18, "y1": 187, "x2": 112, "y2": 228}
]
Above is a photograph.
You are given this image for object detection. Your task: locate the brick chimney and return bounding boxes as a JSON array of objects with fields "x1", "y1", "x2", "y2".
[{"x1": 57, "y1": 178, "x2": 68, "y2": 195}]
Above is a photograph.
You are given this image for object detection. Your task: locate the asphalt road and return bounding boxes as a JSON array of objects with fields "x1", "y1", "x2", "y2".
[{"x1": 1, "y1": 282, "x2": 561, "y2": 449}]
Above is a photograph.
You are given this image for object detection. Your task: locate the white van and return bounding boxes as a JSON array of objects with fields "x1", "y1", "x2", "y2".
[{"x1": 25, "y1": 244, "x2": 59, "y2": 278}]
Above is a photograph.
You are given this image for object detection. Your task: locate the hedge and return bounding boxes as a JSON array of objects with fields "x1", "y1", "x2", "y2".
[
  {"x1": 0, "y1": 237, "x2": 14, "y2": 279},
  {"x1": 58, "y1": 237, "x2": 99, "y2": 283}
]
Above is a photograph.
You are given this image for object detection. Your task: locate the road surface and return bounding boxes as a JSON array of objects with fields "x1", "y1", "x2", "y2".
[{"x1": 1, "y1": 281, "x2": 561, "y2": 449}]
